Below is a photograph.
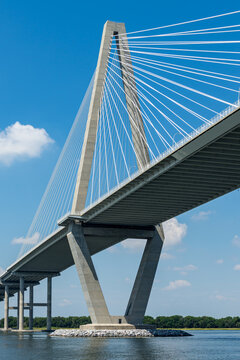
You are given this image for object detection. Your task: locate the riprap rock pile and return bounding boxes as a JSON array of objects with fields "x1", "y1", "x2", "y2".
[{"x1": 50, "y1": 329, "x2": 192, "y2": 337}]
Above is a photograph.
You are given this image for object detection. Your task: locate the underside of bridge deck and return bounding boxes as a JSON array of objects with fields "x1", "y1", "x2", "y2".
[{"x1": 0, "y1": 223, "x2": 154, "y2": 301}]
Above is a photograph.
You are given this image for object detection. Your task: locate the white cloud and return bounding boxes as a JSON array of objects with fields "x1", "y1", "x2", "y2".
[
  {"x1": 163, "y1": 218, "x2": 187, "y2": 248},
  {"x1": 191, "y1": 210, "x2": 212, "y2": 221},
  {"x1": 161, "y1": 252, "x2": 174, "y2": 260},
  {"x1": 234, "y1": 264, "x2": 240, "y2": 271},
  {"x1": 121, "y1": 238, "x2": 146, "y2": 251},
  {"x1": 12, "y1": 232, "x2": 40, "y2": 245},
  {"x1": 173, "y1": 264, "x2": 197, "y2": 273},
  {"x1": 232, "y1": 235, "x2": 240, "y2": 248},
  {"x1": 121, "y1": 218, "x2": 186, "y2": 252},
  {"x1": 0, "y1": 121, "x2": 54, "y2": 165},
  {"x1": 216, "y1": 259, "x2": 224, "y2": 264},
  {"x1": 164, "y1": 279, "x2": 191, "y2": 291},
  {"x1": 0, "y1": 266, "x2": 5, "y2": 276},
  {"x1": 59, "y1": 299, "x2": 72, "y2": 307}
]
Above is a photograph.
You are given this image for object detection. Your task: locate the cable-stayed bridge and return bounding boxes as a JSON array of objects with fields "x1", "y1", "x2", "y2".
[{"x1": 1, "y1": 10, "x2": 240, "y2": 331}]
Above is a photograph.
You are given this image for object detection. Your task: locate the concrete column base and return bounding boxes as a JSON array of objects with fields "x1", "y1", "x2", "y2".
[{"x1": 80, "y1": 323, "x2": 156, "y2": 330}]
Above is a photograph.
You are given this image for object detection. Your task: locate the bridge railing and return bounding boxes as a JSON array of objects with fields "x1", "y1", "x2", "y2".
[
  {"x1": 167, "y1": 98, "x2": 240, "y2": 157},
  {"x1": 82, "y1": 99, "x2": 240, "y2": 214}
]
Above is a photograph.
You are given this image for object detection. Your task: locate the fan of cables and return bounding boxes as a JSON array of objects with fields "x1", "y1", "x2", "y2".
[
  {"x1": 19, "y1": 10, "x2": 240, "y2": 258},
  {"x1": 86, "y1": 9, "x2": 240, "y2": 208}
]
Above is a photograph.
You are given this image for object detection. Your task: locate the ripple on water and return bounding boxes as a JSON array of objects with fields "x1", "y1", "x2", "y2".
[{"x1": 0, "y1": 330, "x2": 240, "y2": 360}]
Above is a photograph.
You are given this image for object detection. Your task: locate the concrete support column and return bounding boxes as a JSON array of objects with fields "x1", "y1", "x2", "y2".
[
  {"x1": 4, "y1": 285, "x2": 9, "y2": 330},
  {"x1": 125, "y1": 225, "x2": 164, "y2": 324},
  {"x1": 17, "y1": 291, "x2": 19, "y2": 329},
  {"x1": 29, "y1": 285, "x2": 34, "y2": 330},
  {"x1": 19, "y1": 277, "x2": 24, "y2": 331},
  {"x1": 47, "y1": 277, "x2": 52, "y2": 331},
  {"x1": 67, "y1": 223, "x2": 111, "y2": 324}
]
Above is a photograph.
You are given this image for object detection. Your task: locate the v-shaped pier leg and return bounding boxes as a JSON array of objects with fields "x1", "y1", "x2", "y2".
[
  {"x1": 67, "y1": 223, "x2": 112, "y2": 324},
  {"x1": 125, "y1": 225, "x2": 164, "y2": 325}
]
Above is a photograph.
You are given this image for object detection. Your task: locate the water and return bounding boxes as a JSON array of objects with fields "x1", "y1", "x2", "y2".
[{"x1": 0, "y1": 330, "x2": 239, "y2": 360}]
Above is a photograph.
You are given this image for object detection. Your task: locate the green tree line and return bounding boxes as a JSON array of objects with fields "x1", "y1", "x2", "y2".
[
  {"x1": 0, "y1": 316, "x2": 91, "y2": 329},
  {"x1": 1, "y1": 315, "x2": 240, "y2": 329},
  {"x1": 144, "y1": 315, "x2": 240, "y2": 328}
]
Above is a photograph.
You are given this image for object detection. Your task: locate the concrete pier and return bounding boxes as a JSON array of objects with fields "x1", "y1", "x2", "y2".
[
  {"x1": 125, "y1": 225, "x2": 164, "y2": 324},
  {"x1": 17, "y1": 291, "x2": 19, "y2": 329},
  {"x1": 19, "y1": 277, "x2": 24, "y2": 331},
  {"x1": 47, "y1": 277, "x2": 52, "y2": 331},
  {"x1": 4, "y1": 285, "x2": 9, "y2": 330},
  {"x1": 67, "y1": 223, "x2": 112, "y2": 324},
  {"x1": 29, "y1": 285, "x2": 34, "y2": 330}
]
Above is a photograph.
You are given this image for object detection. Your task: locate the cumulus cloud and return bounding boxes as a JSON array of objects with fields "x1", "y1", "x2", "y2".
[
  {"x1": 121, "y1": 238, "x2": 146, "y2": 251},
  {"x1": 121, "y1": 218, "x2": 186, "y2": 252},
  {"x1": 216, "y1": 259, "x2": 224, "y2": 264},
  {"x1": 173, "y1": 264, "x2": 197, "y2": 273},
  {"x1": 232, "y1": 235, "x2": 240, "y2": 248},
  {"x1": 163, "y1": 218, "x2": 187, "y2": 248},
  {"x1": 12, "y1": 232, "x2": 40, "y2": 245},
  {"x1": 164, "y1": 279, "x2": 191, "y2": 291},
  {"x1": 191, "y1": 210, "x2": 213, "y2": 221},
  {"x1": 234, "y1": 264, "x2": 240, "y2": 271},
  {"x1": 0, "y1": 121, "x2": 54, "y2": 165}
]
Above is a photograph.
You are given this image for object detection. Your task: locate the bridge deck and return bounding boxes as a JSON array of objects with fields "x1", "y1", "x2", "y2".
[
  {"x1": 1, "y1": 107, "x2": 240, "y2": 300},
  {"x1": 81, "y1": 107, "x2": 240, "y2": 225}
]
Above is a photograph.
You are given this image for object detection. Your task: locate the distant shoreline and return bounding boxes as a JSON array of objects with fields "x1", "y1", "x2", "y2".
[
  {"x1": 168, "y1": 328, "x2": 240, "y2": 331},
  {"x1": 1, "y1": 315, "x2": 240, "y2": 331},
  {"x1": 1, "y1": 327, "x2": 240, "y2": 332}
]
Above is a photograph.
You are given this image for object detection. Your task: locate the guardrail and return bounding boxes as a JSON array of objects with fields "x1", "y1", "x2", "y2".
[
  {"x1": 84, "y1": 99, "x2": 240, "y2": 213},
  {"x1": 160, "y1": 99, "x2": 240, "y2": 162}
]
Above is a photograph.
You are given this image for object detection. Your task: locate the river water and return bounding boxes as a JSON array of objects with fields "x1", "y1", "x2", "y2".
[{"x1": 0, "y1": 330, "x2": 239, "y2": 360}]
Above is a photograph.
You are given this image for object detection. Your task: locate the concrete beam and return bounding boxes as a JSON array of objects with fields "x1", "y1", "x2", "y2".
[
  {"x1": 9, "y1": 306, "x2": 29, "y2": 310},
  {"x1": 58, "y1": 214, "x2": 84, "y2": 227},
  {"x1": 25, "y1": 303, "x2": 48, "y2": 307},
  {"x1": 83, "y1": 226, "x2": 154, "y2": 238},
  {"x1": 11, "y1": 271, "x2": 60, "y2": 278},
  {"x1": 0, "y1": 281, "x2": 40, "y2": 287}
]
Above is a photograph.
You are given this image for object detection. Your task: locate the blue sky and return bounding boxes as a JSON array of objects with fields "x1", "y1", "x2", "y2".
[{"x1": 0, "y1": 0, "x2": 240, "y2": 319}]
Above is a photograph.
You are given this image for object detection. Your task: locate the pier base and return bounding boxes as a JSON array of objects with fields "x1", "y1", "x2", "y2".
[
  {"x1": 80, "y1": 324, "x2": 135, "y2": 330},
  {"x1": 80, "y1": 323, "x2": 156, "y2": 330}
]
